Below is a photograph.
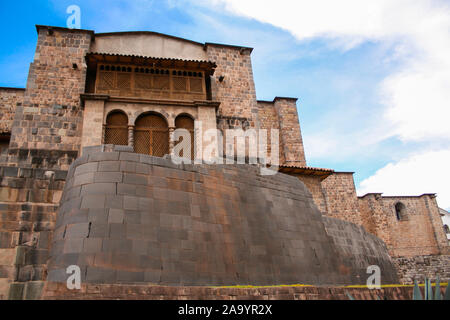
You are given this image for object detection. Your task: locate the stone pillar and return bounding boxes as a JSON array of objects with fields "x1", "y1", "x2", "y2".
[
  {"x1": 168, "y1": 127, "x2": 175, "y2": 155},
  {"x1": 102, "y1": 124, "x2": 106, "y2": 144},
  {"x1": 273, "y1": 97, "x2": 306, "y2": 167},
  {"x1": 423, "y1": 194, "x2": 450, "y2": 255},
  {"x1": 128, "y1": 125, "x2": 134, "y2": 149},
  {"x1": 80, "y1": 98, "x2": 106, "y2": 154},
  {"x1": 197, "y1": 104, "x2": 219, "y2": 162}
]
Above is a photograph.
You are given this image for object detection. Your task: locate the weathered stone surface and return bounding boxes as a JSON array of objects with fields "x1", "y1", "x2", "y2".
[
  {"x1": 393, "y1": 254, "x2": 450, "y2": 284},
  {"x1": 47, "y1": 149, "x2": 399, "y2": 287}
]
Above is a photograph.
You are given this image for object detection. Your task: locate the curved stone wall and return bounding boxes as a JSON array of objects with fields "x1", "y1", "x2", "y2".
[
  {"x1": 47, "y1": 145, "x2": 398, "y2": 286},
  {"x1": 322, "y1": 216, "x2": 398, "y2": 283}
]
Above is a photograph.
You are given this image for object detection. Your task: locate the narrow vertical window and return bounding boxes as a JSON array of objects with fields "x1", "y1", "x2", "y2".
[{"x1": 395, "y1": 202, "x2": 406, "y2": 221}]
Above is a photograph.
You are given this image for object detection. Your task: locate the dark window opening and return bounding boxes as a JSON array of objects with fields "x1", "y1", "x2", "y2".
[
  {"x1": 0, "y1": 133, "x2": 11, "y2": 154},
  {"x1": 395, "y1": 202, "x2": 407, "y2": 221}
]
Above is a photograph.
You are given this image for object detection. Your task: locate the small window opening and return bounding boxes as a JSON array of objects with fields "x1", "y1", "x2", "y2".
[
  {"x1": 395, "y1": 202, "x2": 407, "y2": 221},
  {"x1": 0, "y1": 133, "x2": 11, "y2": 154}
]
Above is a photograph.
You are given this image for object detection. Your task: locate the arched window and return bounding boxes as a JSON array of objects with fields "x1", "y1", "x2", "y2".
[
  {"x1": 134, "y1": 113, "x2": 169, "y2": 157},
  {"x1": 395, "y1": 202, "x2": 407, "y2": 221},
  {"x1": 174, "y1": 115, "x2": 195, "y2": 160},
  {"x1": 104, "y1": 111, "x2": 128, "y2": 146}
]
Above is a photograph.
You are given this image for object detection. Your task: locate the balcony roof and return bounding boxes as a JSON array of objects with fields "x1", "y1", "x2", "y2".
[
  {"x1": 279, "y1": 165, "x2": 334, "y2": 180},
  {"x1": 86, "y1": 52, "x2": 217, "y2": 74}
]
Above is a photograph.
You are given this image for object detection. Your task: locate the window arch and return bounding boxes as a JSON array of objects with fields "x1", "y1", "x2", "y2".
[
  {"x1": 174, "y1": 114, "x2": 195, "y2": 160},
  {"x1": 104, "y1": 111, "x2": 129, "y2": 146},
  {"x1": 395, "y1": 202, "x2": 407, "y2": 221},
  {"x1": 134, "y1": 112, "x2": 169, "y2": 157}
]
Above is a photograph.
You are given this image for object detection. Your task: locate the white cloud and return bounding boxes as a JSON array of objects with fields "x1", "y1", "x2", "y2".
[
  {"x1": 358, "y1": 150, "x2": 450, "y2": 209},
  {"x1": 381, "y1": 64, "x2": 450, "y2": 142}
]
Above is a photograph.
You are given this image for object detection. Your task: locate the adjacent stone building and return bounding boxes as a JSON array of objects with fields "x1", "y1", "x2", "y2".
[{"x1": 0, "y1": 25, "x2": 448, "y2": 299}]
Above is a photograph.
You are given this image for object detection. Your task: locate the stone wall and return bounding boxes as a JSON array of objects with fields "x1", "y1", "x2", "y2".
[
  {"x1": 0, "y1": 27, "x2": 88, "y2": 297},
  {"x1": 0, "y1": 149, "x2": 78, "y2": 171},
  {"x1": 257, "y1": 101, "x2": 279, "y2": 132},
  {"x1": 256, "y1": 99, "x2": 306, "y2": 166},
  {"x1": 256, "y1": 101, "x2": 281, "y2": 163},
  {"x1": 323, "y1": 216, "x2": 396, "y2": 284},
  {"x1": 45, "y1": 145, "x2": 398, "y2": 290},
  {"x1": 321, "y1": 172, "x2": 362, "y2": 225},
  {"x1": 0, "y1": 88, "x2": 24, "y2": 134},
  {"x1": 9, "y1": 26, "x2": 93, "y2": 157},
  {"x1": 273, "y1": 98, "x2": 306, "y2": 167},
  {"x1": 0, "y1": 165, "x2": 66, "y2": 299},
  {"x1": 292, "y1": 174, "x2": 328, "y2": 213},
  {"x1": 393, "y1": 254, "x2": 450, "y2": 284},
  {"x1": 206, "y1": 45, "x2": 257, "y2": 125},
  {"x1": 207, "y1": 45, "x2": 260, "y2": 162},
  {"x1": 358, "y1": 194, "x2": 449, "y2": 257}
]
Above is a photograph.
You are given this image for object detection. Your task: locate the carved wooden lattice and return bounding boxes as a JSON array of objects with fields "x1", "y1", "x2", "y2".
[
  {"x1": 175, "y1": 116, "x2": 195, "y2": 160},
  {"x1": 98, "y1": 72, "x2": 115, "y2": 89},
  {"x1": 134, "y1": 114, "x2": 169, "y2": 157},
  {"x1": 105, "y1": 112, "x2": 128, "y2": 146},
  {"x1": 117, "y1": 73, "x2": 131, "y2": 89},
  {"x1": 95, "y1": 64, "x2": 206, "y2": 100},
  {"x1": 135, "y1": 74, "x2": 152, "y2": 89},
  {"x1": 152, "y1": 75, "x2": 170, "y2": 90},
  {"x1": 189, "y1": 78, "x2": 203, "y2": 93},
  {"x1": 173, "y1": 77, "x2": 188, "y2": 92}
]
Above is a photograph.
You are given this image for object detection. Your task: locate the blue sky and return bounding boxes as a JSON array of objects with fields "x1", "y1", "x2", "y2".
[{"x1": 1, "y1": 0, "x2": 449, "y2": 209}]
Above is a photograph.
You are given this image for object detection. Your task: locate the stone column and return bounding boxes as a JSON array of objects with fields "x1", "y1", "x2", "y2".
[
  {"x1": 273, "y1": 97, "x2": 306, "y2": 167},
  {"x1": 102, "y1": 124, "x2": 106, "y2": 144},
  {"x1": 128, "y1": 125, "x2": 134, "y2": 149},
  {"x1": 80, "y1": 98, "x2": 106, "y2": 151},
  {"x1": 168, "y1": 126, "x2": 175, "y2": 155}
]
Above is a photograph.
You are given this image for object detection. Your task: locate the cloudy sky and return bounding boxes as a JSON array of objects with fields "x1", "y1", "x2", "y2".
[{"x1": 1, "y1": 0, "x2": 449, "y2": 209}]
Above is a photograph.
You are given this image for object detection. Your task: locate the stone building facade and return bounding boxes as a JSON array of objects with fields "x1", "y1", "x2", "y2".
[{"x1": 0, "y1": 25, "x2": 448, "y2": 299}]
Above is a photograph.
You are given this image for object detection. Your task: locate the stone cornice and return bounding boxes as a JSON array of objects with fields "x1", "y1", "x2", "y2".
[{"x1": 81, "y1": 93, "x2": 220, "y2": 109}]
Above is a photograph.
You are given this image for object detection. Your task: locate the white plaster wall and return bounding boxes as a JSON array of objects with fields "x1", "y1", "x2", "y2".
[{"x1": 91, "y1": 33, "x2": 208, "y2": 61}]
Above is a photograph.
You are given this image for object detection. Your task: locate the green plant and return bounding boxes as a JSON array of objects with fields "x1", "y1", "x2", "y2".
[
  {"x1": 434, "y1": 276, "x2": 441, "y2": 300},
  {"x1": 346, "y1": 292, "x2": 355, "y2": 300},
  {"x1": 412, "y1": 277, "x2": 450, "y2": 300},
  {"x1": 445, "y1": 282, "x2": 450, "y2": 300},
  {"x1": 413, "y1": 280, "x2": 422, "y2": 300}
]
